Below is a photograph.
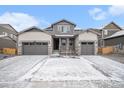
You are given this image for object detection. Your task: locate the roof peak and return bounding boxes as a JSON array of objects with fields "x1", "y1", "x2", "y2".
[
  {"x1": 51, "y1": 19, "x2": 76, "y2": 27},
  {"x1": 0, "y1": 24, "x2": 17, "y2": 32},
  {"x1": 103, "y1": 21, "x2": 122, "y2": 30}
]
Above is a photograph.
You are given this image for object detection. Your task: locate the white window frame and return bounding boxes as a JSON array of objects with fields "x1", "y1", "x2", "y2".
[
  {"x1": 58, "y1": 25, "x2": 70, "y2": 33},
  {"x1": 104, "y1": 30, "x2": 108, "y2": 35}
]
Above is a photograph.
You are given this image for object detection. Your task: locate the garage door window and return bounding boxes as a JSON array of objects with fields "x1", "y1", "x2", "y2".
[
  {"x1": 81, "y1": 42, "x2": 94, "y2": 55},
  {"x1": 43, "y1": 42, "x2": 48, "y2": 45},
  {"x1": 23, "y1": 42, "x2": 29, "y2": 45},
  {"x1": 88, "y1": 42, "x2": 94, "y2": 44},
  {"x1": 36, "y1": 42, "x2": 42, "y2": 45},
  {"x1": 81, "y1": 42, "x2": 87, "y2": 44},
  {"x1": 30, "y1": 42, "x2": 35, "y2": 45}
]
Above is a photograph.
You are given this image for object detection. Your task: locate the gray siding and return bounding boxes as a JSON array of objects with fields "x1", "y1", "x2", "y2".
[
  {"x1": 0, "y1": 26, "x2": 17, "y2": 41},
  {"x1": 52, "y1": 21, "x2": 75, "y2": 34},
  {"x1": 0, "y1": 25, "x2": 17, "y2": 35},
  {"x1": 0, "y1": 38, "x2": 16, "y2": 49},
  {"x1": 104, "y1": 36, "x2": 124, "y2": 46},
  {"x1": 102, "y1": 30, "x2": 119, "y2": 38},
  {"x1": 0, "y1": 25, "x2": 17, "y2": 49}
]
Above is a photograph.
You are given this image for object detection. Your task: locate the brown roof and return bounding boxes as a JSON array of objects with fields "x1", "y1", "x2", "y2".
[{"x1": 103, "y1": 21, "x2": 122, "y2": 30}]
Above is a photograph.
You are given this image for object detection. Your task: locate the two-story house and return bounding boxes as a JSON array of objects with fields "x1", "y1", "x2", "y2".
[
  {"x1": 18, "y1": 19, "x2": 100, "y2": 55},
  {"x1": 91, "y1": 22, "x2": 122, "y2": 47},
  {"x1": 0, "y1": 24, "x2": 17, "y2": 49}
]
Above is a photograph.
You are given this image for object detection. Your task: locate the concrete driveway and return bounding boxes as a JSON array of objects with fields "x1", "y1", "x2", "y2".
[{"x1": 0, "y1": 55, "x2": 124, "y2": 88}]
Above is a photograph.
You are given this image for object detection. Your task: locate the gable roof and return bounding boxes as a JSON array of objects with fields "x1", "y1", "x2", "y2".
[
  {"x1": 87, "y1": 28, "x2": 101, "y2": 36},
  {"x1": 79, "y1": 29, "x2": 101, "y2": 36},
  {"x1": 103, "y1": 21, "x2": 122, "y2": 30},
  {"x1": 19, "y1": 26, "x2": 44, "y2": 35},
  {"x1": 0, "y1": 24, "x2": 17, "y2": 35},
  {"x1": 44, "y1": 26, "x2": 53, "y2": 31},
  {"x1": 18, "y1": 26, "x2": 51, "y2": 36},
  {"x1": 51, "y1": 19, "x2": 76, "y2": 27},
  {"x1": 104, "y1": 30, "x2": 124, "y2": 39}
]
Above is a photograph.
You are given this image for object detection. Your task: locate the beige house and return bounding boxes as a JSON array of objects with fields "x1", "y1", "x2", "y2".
[{"x1": 18, "y1": 19, "x2": 100, "y2": 55}]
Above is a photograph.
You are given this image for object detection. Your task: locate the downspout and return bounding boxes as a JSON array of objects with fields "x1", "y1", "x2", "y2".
[{"x1": 101, "y1": 29, "x2": 105, "y2": 47}]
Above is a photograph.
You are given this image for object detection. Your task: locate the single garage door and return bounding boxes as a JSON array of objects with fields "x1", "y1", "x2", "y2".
[
  {"x1": 81, "y1": 42, "x2": 94, "y2": 55},
  {"x1": 22, "y1": 42, "x2": 48, "y2": 55}
]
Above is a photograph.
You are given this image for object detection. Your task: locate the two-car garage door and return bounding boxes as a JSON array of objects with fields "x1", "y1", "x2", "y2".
[
  {"x1": 22, "y1": 42, "x2": 48, "y2": 55},
  {"x1": 81, "y1": 42, "x2": 94, "y2": 55}
]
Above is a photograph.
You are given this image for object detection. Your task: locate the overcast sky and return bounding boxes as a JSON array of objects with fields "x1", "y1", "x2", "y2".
[{"x1": 0, "y1": 5, "x2": 124, "y2": 31}]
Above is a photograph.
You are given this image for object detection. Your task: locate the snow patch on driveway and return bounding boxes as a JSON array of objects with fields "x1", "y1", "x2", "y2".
[{"x1": 31, "y1": 57, "x2": 108, "y2": 81}]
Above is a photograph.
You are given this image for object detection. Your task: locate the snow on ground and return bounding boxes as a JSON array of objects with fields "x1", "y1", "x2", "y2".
[
  {"x1": 0, "y1": 54, "x2": 12, "y2": 60},
  {"x1": 30, "y1": 57, "x2": 108, "y2": 81},
  {"x1": 0, "y1": 55, "x2": 47, "y2": 82},
  {"x1": 82, "y1": 56, "x2": 124, "y2": 81},
  {"x1": 0, "y1": 55, "x2": 124, "y2": 87}
]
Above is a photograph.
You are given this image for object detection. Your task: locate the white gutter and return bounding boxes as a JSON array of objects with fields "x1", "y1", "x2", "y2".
[
  {"x1": 0, "y1": 35, "x2": 7, "y2": 38},
  {"x1": 55, "y1": 34, "x2": 74, "y2": 37}
]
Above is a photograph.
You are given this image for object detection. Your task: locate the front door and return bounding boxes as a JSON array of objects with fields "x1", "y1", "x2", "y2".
[{"x1": 53, "y1": 38, "x2": 59, "y2": 50}]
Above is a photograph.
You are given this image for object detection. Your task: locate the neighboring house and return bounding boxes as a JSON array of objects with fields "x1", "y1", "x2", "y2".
[
  {"x1": 18, "y1": 19, "x2": 100, "y2": 55},
  {"x1": 93, "y1": 21, "x2": 122, "y2": 47},
  {"x1": 0, "y1": 24, "x2": 17, "y2": 49},
  {"x1": 104, "y1": 30, "x2": 124, "y2": 54}
]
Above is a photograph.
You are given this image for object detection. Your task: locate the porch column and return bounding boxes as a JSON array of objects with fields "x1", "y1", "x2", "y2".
[
  {"x1": 66, "y1": 38, "x2": 69, "y2": 54},
  {"x1": 59, "y1": 38, "x2": 61, "y2": 51}
]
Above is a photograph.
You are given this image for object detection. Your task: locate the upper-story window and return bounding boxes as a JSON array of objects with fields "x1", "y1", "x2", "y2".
[{"x1": 58, "y1": 25, "x2": 70, "y2": 33}]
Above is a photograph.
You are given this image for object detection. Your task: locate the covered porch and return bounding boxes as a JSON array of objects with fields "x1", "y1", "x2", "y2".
[{"x1": 53, "y1": 34, "x2": 76, "y2": 55}]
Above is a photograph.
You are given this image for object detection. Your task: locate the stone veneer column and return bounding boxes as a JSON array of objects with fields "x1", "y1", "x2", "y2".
[
  {"x1": 66, "y1": 38, "x2": 69, "y2": 54},
  {"x1": 59, "y1": 38, "x2": 61, "y2": 51}
]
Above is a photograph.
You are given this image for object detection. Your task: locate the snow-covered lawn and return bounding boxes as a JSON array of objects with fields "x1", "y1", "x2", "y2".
[{"x1": 0, "y1": 55, "x2": 124, "y2": 88}]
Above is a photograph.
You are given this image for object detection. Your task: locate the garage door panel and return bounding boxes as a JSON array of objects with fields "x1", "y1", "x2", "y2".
[
  {"x1": 81, "y1": 43, "x2": 87, "y2": 55},
  {"x1": 87, "y1": 44, "x2": 94, "y2": 55},
  {"x1": 22, "y1": 42, "x2": 48, "y2": 55},
  {"x1": 81, "y1": 42, "x2": 94, "y2": 55}
]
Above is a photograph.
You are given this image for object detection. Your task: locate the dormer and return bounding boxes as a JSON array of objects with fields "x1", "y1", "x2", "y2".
[{"x1": 51, "y1": 19, "x2": 76, "y2": 33}]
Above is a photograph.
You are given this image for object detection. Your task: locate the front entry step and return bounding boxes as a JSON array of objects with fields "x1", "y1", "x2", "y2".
[{"x1": 52, "y1": 50, "x2": 60, "y2": 57}]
